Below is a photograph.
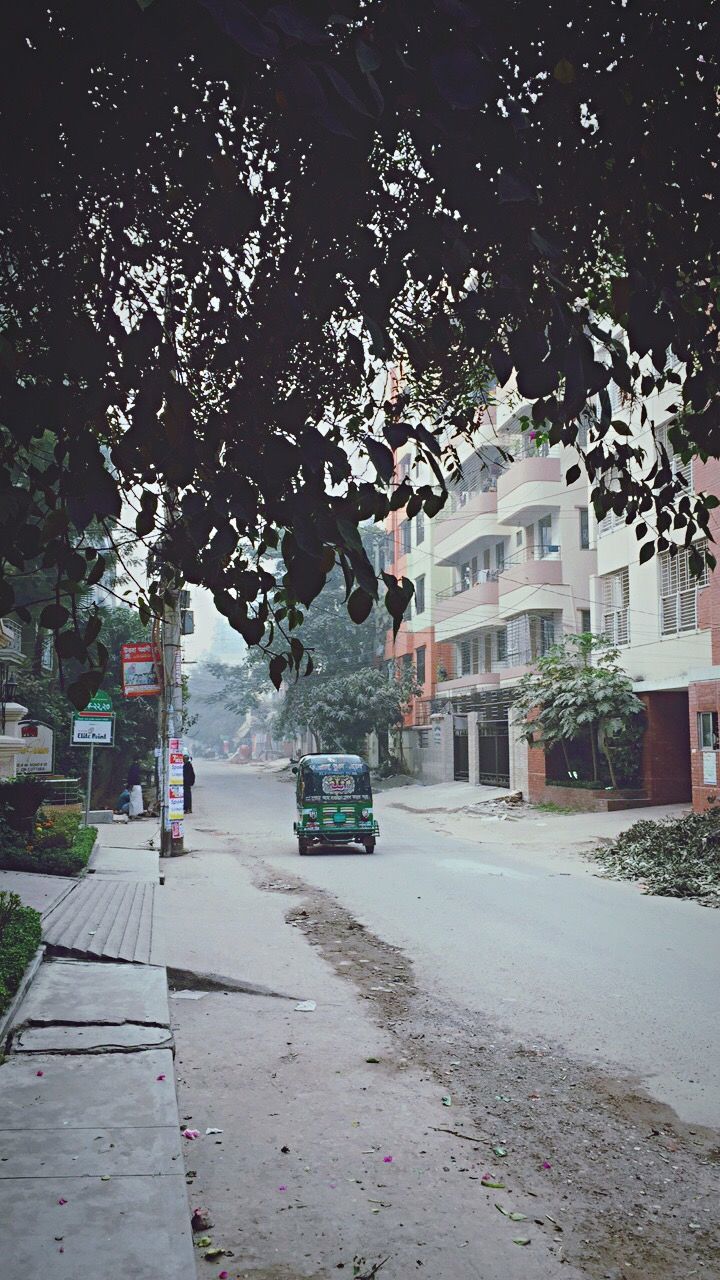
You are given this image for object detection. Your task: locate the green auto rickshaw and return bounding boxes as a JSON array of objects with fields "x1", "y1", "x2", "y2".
[{"x1": 292, "y1": 753, "x2": 379, "y2": 855}]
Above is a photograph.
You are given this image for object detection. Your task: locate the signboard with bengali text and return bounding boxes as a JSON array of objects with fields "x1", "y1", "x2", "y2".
[{"x1": 121, "y1": 642, "x2": 162, "y2": 698}]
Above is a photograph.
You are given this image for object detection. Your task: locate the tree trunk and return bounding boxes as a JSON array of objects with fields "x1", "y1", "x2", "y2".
[
  {"x1": 589, "y1": 724, "x2": 600, "y2": 783},
  {"x1": 604, "y1": 743, "x2": 619, "y2": 791}
]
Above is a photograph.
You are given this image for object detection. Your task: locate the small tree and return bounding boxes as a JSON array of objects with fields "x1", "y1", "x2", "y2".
[
  {"x1": 275, "y1": 667, "x2": 419, "y2": 758},
  {"x1": 514, "y1": 634, "x2": 644, "y2": 790}
]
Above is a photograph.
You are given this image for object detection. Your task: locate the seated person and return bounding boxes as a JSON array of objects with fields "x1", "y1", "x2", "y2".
[{"x1": 116, "y1": 787, "x2": 131, "y2": 816}]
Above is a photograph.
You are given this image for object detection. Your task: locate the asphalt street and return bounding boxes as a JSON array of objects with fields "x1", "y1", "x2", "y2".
[{"x1": 196, "y1": 760, "x2": 720, "y2": 1129}]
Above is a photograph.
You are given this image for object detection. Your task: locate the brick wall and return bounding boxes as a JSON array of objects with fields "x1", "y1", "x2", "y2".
[
  {"x1": 638, "y1": 690, "x2": 691, "y2": 804},
  {"x1": 688, "y1": 680, "x2": 720, "y2": 811}
]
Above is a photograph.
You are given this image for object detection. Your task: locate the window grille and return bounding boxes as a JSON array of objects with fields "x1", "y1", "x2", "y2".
[
  {"x1": 659, "y1": 543, "x2": 707, "y2": 635},
  {"x1": 601, "y1": 568, "x2": 630, "y2": 645},
  {"x1": 656, "y1": 423, "x2": 692, "y2": 493}
]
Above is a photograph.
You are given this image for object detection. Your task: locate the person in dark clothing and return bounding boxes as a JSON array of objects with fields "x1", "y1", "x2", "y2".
[
  {"x1": 126, "y1": 759, "x2": 144, "y2": 818},
  {"x1": 183, "y1": 755, "x2": 196, "y2": 814}
]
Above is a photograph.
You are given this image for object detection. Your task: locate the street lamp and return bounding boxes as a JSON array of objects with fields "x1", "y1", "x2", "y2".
[{"x1": 0, "y1": 664, "x2": 18, "y2": 735}]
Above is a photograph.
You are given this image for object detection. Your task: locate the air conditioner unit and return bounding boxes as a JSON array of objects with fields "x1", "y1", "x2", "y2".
[
  {"x1": 178, "y1": 589, "x2": 191, "y2": 610},
  {"x1": 181, "y1": 609, "x2": 194, "y2": 636}
]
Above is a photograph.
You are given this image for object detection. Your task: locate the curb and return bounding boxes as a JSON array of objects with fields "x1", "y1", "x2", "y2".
[{"x1": 0, "y1": 944, "x2": 45, "y2": 1052}]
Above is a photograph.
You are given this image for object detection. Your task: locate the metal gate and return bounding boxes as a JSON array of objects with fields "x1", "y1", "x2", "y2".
[
  {"x1": 453, "y1": 715, "x2": 469, "y2": 781},
  {"x1": 477, "y1": 719, "x2": 510, "y2": 786}
]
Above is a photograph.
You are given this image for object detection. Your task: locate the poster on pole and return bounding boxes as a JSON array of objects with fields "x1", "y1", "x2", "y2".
[
  {"x1": 121, "y1": 642, "x2": 162, "y2": 698},
  {"x1": 167, "y1": 737, "x2": 184, "y2": 825},
  {"x1": 16, "y1": 721, "x2": 54, "y2": 775}
]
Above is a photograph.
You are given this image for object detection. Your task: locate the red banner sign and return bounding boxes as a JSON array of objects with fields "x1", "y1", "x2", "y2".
[{"x1": 121, "y1": 642, "x2": 162, "y2": 698}]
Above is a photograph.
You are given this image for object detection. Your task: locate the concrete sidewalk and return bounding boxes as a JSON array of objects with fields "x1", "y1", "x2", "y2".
[{"x1": 0, "y1": 821, "x2": 195, "y2": 1280}]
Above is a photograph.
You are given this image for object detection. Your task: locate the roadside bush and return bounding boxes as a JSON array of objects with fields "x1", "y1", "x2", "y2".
[
  {"x1": 0, "y1": 778, "x2": 48, "y2": 837},
  {"x1": 0, "y1": 809, "x2": 96, "y2": 876},
  {"x1": 592, "y1": 810, "x2": 720, "y2": 905},
  {"x1": 0, "y1": 891, "x2": 42, "y2": 1016}
]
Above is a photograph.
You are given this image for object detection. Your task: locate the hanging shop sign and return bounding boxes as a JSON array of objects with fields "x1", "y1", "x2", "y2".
[
  {"x1": 121, "y1": 642, "x2": 162, "y2": 698},
  {"x1": 16, "y1": 720, "x2": 54, "y2": 774}
]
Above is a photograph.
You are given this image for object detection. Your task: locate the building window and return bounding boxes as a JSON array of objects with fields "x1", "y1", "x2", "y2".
[
  {"x1": 537, "y1": 514, "x2": 553, "y2": 557},
  {"x1": 516, "y1": 530, "x2": 523, "y2": 547},
  {"x1": 416, "y1": 645, "x2": 426, "y2": 685},
  {"x1": 458, "y1": 640, "x2": 471, "y2": 676},
  {"x1": 402, "y1": 653, "x2": 413, "y2": 675},
  {"x1": 399, "y1": 454, "x2": 412, "y2": 480},
  {"x1": 601, "y1": 567, "x2": 630, "y2": 645},
  {"x1": 415, "y1": 575, "x2": 426, "y2": 615},
  {"x1": 496, "y1": 629, "x2": 507, "y2": 663},
  {"x1": 656, "y1": 423, "x2": 692, "y2": 493},
  {"x1": 660, "y1": 544, "x2": 708, "y2": 635},
  {"x1": 415, "y1": 510, "x2": 425, "y2": 545},
  {"x1": 40, "y1": 632, "x2": 54, "y2": 673},
  {"x1": 495, "y1": 542, "x2": 505, "y2": 573},
  {"x1": 418, "y1": 728, "x2": 430, "y2": 749},
  {"x1": 401, "y1": 520, "x2": 412, "y2": 554},
  {"x1": 579, "y1": 508, "x2": 590, "y2": 550},
  {"x1": 579, "y1": 608, "x2": 592, "y2": 634},
  {"x1": 539, "y1": 616, "x2": 556, "y2": 655},
  {"x1": 697, "y1": 711, "x2": 719, "y2": 751}
]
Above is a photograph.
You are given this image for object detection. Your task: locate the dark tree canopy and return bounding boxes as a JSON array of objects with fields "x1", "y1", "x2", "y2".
[{"x1": 1, "y1": 1, "x2": 717, "y2": 704}]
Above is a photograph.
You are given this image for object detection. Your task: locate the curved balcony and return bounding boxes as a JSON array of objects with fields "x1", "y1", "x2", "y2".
[
  {"x1": 435, "y1": 574, "x2": 500, "y2": 643},
  {"x1": 496, "y1": 456, "x2": 561, "y2": 525},
  {"x1": 497, "y1": 546, "x2": 566, "y2": 619},
  {"x1": 435, "y1": 488, "x2": 503, "y2": 560}
]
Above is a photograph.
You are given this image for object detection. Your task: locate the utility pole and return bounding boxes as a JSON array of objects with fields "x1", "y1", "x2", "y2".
[{"x1": 159, "y1": 591, "x2": 185, "y2": 857}]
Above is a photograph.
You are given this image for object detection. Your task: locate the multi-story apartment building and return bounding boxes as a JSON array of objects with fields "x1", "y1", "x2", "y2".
[
  {"x1": 381, "y1": 452, "x2": 454, "y2": 776},
  {"x1": 588, "y1": 375, "x2": 720, "y2": 812},
  {"x1": 385, "y1": 382, "x2": 596, "y2": 789},
  {"x1": 384, "y1": 367, "x2": 720, "y2": 811}
]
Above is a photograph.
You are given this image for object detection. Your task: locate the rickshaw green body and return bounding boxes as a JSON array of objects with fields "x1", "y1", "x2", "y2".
[{"x1": 293, "y1": 753, "x2": 379, "y2": 854}]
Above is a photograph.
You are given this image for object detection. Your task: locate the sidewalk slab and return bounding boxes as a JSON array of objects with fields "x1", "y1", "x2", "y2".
[
  {"x1": 0, "y1": 1123, "x2": 183, "y2": 1178},
  {"x1": 89, "y1": 842, "x2": 160, "y2": 883},
  {"x1": 0, "y1": 1048, "x2": 178, "y2": 1129},
  {"x1": 13, "y1": 958, "x2": 170, "y2": 1028},
  {"x1": 0, "y1": 869, "x2": 77, "y2": 916},
  {"x1": 0, "y1": 1173, "x2": 195, "y2": 1280},
  {"x1": 12, "y1": 1022, "x2": 173, "y2": 1053},
  {"x1": 42, "y1": 879, "x2": 160, "y2": 963},
  {"x1": 383, "y1": 780, "x2": 511, "y2": 812}
]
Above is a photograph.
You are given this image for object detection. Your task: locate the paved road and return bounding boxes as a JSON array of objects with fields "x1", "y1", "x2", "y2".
[{"x1": 196, "y1": 761, "x2": 720, "y2": 1128}]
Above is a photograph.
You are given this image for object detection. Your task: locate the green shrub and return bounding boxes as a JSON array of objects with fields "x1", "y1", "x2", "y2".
[
  {"x1": 0, "y1": 779, "x2": 48, "y2": 834},
  {"x1": 0, "y1": 892, "x2": 42, "y2": 1016},
  {"x1": 592, "y1": 810, "x2": 720, "y2": 905},
  {"x1": 0, "y1": 809, "x2": 96, "y2": 876}
]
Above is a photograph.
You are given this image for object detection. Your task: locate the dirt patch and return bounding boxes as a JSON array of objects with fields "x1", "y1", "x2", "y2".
[{"x1": 266, "y1": 868, "x2": 720, "y2": 1280}]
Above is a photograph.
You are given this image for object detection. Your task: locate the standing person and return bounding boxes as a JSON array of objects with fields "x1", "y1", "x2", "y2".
[
  {"x1": 127, "y1": 758, "x2": 144, "y2": 818},
  {"x1": 183, "y1": 754, "x2": 196, "y2": 814}
]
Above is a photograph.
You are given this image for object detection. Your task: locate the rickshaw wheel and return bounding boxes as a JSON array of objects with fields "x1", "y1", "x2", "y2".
[
  {"x1": 298, "y1": 837, "x2": 309, "y2": 855},
  {"x1": 364, "y1": 839, "x2": 376, "y2": 855}
]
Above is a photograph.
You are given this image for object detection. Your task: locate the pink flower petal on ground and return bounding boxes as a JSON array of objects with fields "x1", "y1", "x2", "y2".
[
  {"x1": 542, "y1": 1160, "x2": 552, "y2": 1169},
  {"x1": 36, "y1": 1070, "x2": 44, "y2": 1077},
  {"x1": 219, "y1": 1273, "x2": 229, "y2": 1279},
  {"x1": 278, "y1": 1185, "x2": 287, "y2": 1192},
  {"x1": 156, "y1": 1074, "x2": 166, "y2": 1081},
  {"x1": 383, "y1": 1155, "x2": 393, "y2": 1163},
  {"x1": 182, "y1": 1129, "x2": 200, "y2": 1140},
  {"x1": 57, "y1": 1198, "x2": 67, "y2": 1205}
]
